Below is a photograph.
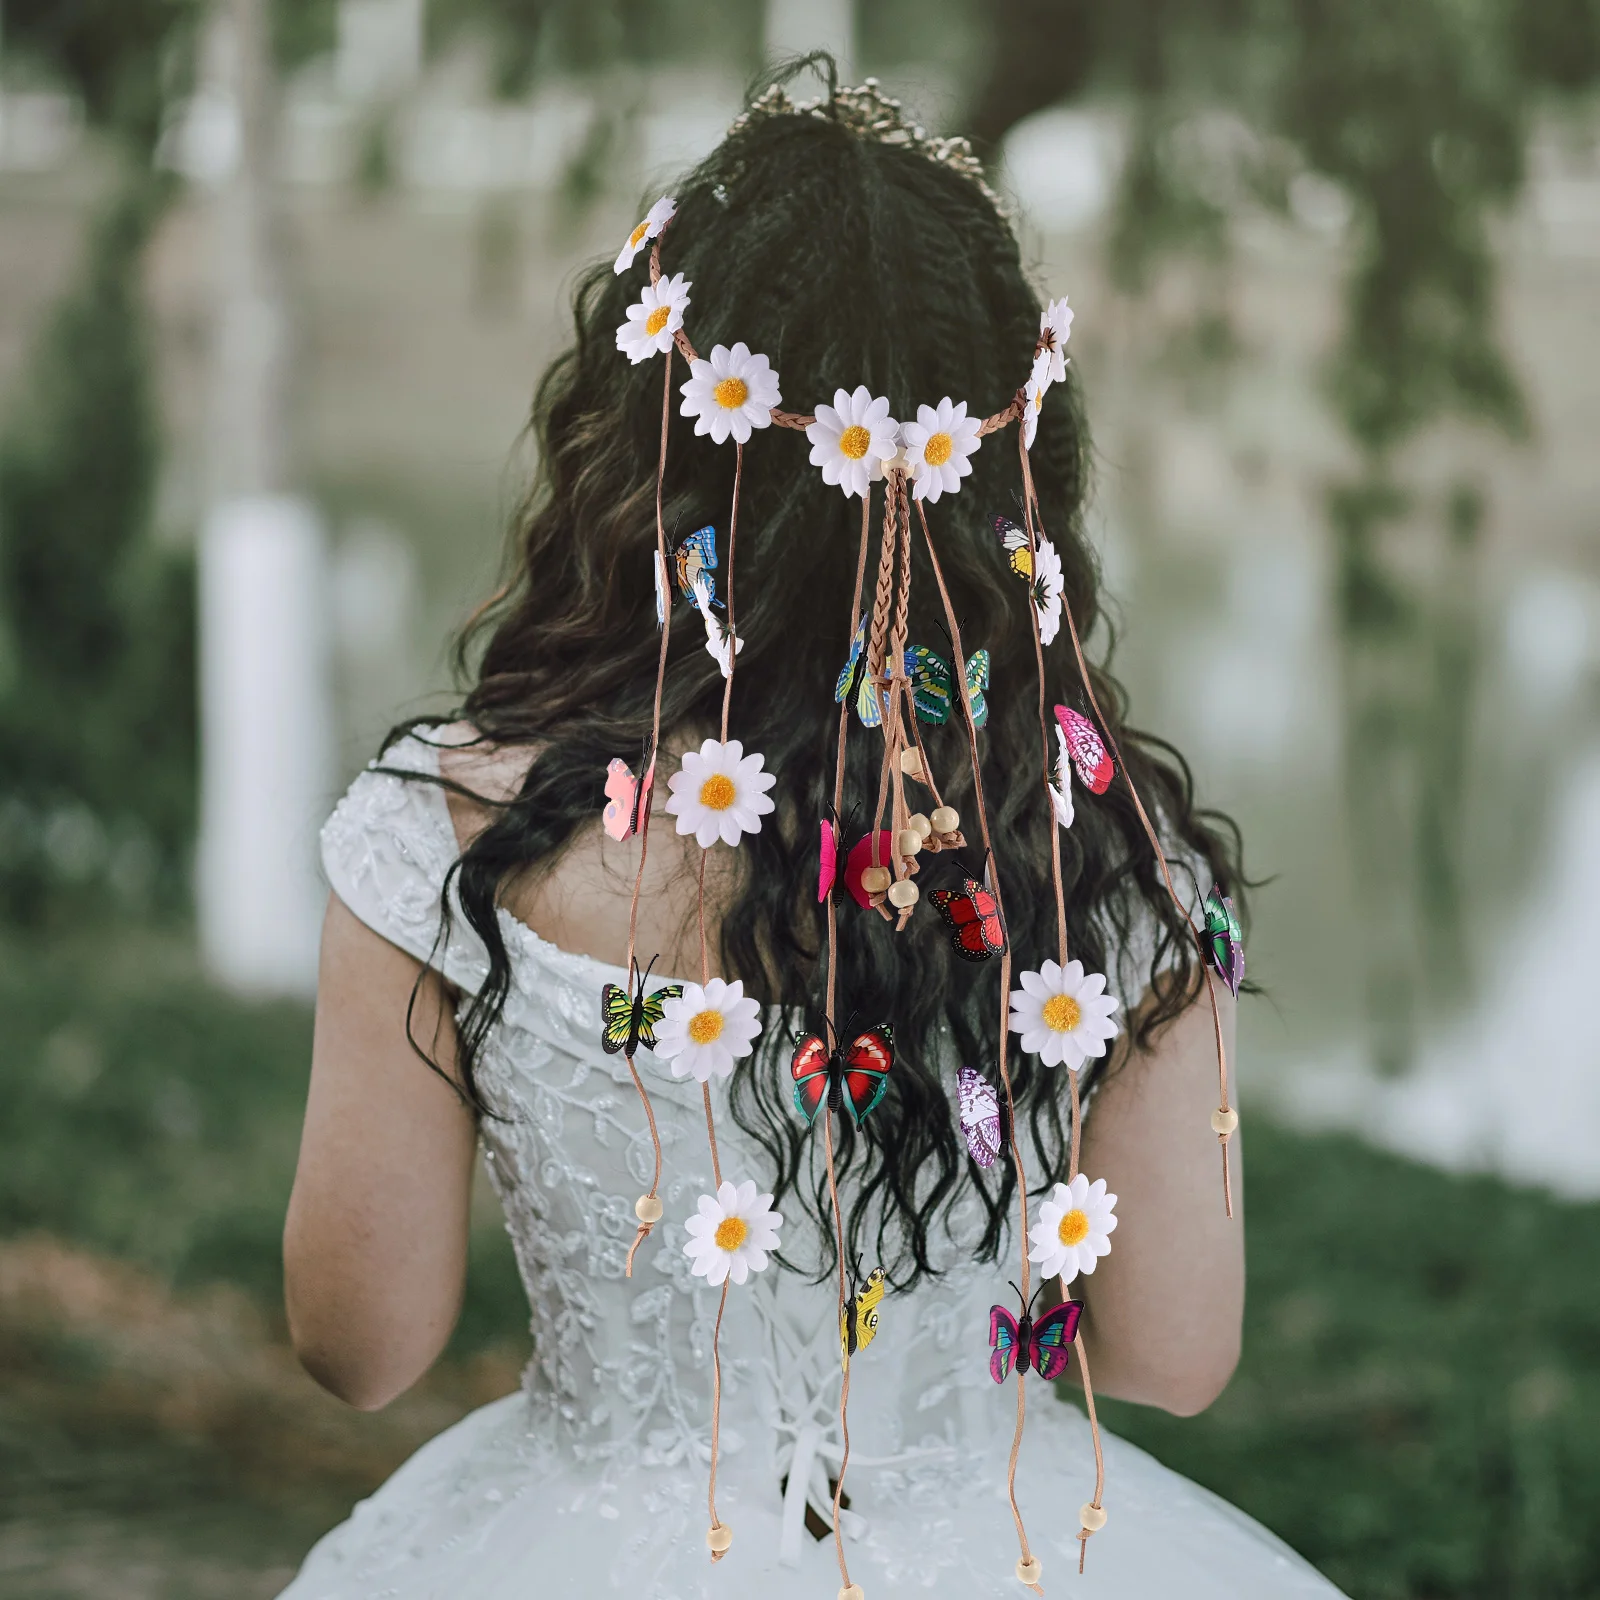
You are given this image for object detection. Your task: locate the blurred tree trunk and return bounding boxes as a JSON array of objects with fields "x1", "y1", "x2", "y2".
[{"x1": 196, "y1": 0, "x2": 331, "y2": 998}]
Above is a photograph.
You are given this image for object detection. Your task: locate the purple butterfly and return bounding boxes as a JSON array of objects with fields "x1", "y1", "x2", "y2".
[
  {"x1": 957, "y1": 1067, "x2": 1002, "y2": 1168},
  {"x1": 989, "y1": 1283, "x2": 1083, "y2": 1384}
]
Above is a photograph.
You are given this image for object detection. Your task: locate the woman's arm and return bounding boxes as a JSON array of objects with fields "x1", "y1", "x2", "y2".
[
  {"x1": 283, "y1": 895, "x2": 478, "y2": 1410},
  {"x1": 1072, "y1": 986, "x2": 1243, "y2": 1415}
]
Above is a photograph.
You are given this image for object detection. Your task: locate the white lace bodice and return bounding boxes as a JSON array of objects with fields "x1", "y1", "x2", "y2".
[{"x1": 320, "y1": 733, "x2": 1011, "y2": 1566}]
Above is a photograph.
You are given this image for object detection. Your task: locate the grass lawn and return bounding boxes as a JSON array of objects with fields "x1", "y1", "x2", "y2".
[{"x1": 1, "y1": 926, "x2": 1596, "y2": 1598}]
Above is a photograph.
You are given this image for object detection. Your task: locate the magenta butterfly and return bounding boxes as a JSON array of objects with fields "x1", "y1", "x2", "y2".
[
  {"x1": 957, "y1": 1067, "x2": 1003, "y2": 1168},
  {"x1": 989, "y1": 1283, "x2": 1083, "y2": 1383},
  {"x1": 818, "y1": 817, "x2": 841, "y2": 903},
  {"x1": 1053, "y1": 705, "x2": 1114, "y2": 795}
]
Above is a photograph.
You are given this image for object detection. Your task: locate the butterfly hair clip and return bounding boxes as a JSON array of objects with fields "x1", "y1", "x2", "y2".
[
  {"x1": 840, "y1": 1258, "x2": 886, "y2": 1366},
  {"x1": 957, "y1": 1066, "x2": 1004, "y2": 1168},
  {"x1": 790, "y1": 1018, "x2": 894, "y2": 1128},
  {"x1": 599, "y1": 956, "x2": 683, "y2": 1057},
  {"x1": 928, "y1": 874, "x2": 1007, "y2": 962},
  {"x1": 989, "y1": 1281, "x2": 1083, "y2": 1384},
  {"x1": 1054, "y1": 705, "x2": 1114, "y2": 795},
  {"x1": 602, "y1": 754, "x2": 655, "y2": 842},
  {"x1": 993, "y1": 514, "x2": 1034, "y2": 580},
  {"x1": 1201, "y1": 883, "x2": 1245, "y2": 998},
  {"x1": 675, "y1": 525, "x2": 722, "y2": 612}
]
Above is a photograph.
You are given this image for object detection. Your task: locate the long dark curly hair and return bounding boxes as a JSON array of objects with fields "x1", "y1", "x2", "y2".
[{"x1": 395, "y1": 62, "x2": 1243, "y2": 1288}]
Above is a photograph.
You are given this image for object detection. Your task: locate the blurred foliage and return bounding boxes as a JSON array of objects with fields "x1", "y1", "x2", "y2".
[
  {"x1": 965, "y1": 0, "x2": 1600, "y2": 1073},
  {"x1": 1098, "y1": 1122, "x2": 1600, "y2": 1598},
  {"x1": 0, "y1": 928, "x2": 522, "y2": 1352},
  {"x1": 0, "y1": 173, "x2": 198, "y2": 923}
]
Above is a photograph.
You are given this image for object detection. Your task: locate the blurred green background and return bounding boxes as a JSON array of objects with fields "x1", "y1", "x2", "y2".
[{"x1": 2, "y1": 0, "x2": 1599, "y2": 1595}]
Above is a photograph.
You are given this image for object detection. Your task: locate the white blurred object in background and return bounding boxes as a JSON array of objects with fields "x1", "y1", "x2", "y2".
[
  {"x1": 198, "y1": 0, "x2": 333, "y2": 996},
  {"x1": 336, "y1": 0, "x2": 423, "y2": 104},
  {"x1": 764, "y1": 0, "x2": 854, "y2": 77},
  {"x1": 1001, "y1": 109, "x2": 1120, "y2": 233},
  {"x1": 197, "y1": 498, "x2": 332, "y2": 996}
]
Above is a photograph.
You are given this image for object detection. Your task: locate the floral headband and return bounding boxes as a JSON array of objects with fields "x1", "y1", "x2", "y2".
[{"x1": 599, "y1": 149, "x2": 1241, "y2": 1599}]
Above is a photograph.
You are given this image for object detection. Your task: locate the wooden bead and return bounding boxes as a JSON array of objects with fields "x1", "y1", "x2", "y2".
[
  {"x1": 908, "y1": 812, "x2": 932, "y2": 838},
  {"x1": 860, "y1": 865, "x2": 891, "y2": 894},
  {"x1": 1015, "y1": 1556, "x2": 1042, "y2": 1585},
  {"x1": 706, "y1": 1523, "x2": 733, "y2": 1553},
  {"x1": 899, "y1": 747, "x2": 927, "y2": 780},
  {"x1": 930, "y1": 805, "x2": 959, "y2": 834},
  {"x1": 839, "y1": 1586, "x2": 865, "y2": 1600},
  {"x1": 1211, "y1": 1107, "x2": 1239, "y2": 1136},
  {"x1": 896, "y1": 828, "x2": 923, "y2": 857},
  {"x1": 1079, "y1": 1502, "x2": 1107, "y2": 1531},
  {"x1": 634, "y1": 1194, "x2": 663, "y2": 1224},
  {"x1": 886, "y1": 879, "x2": 919, "y2": 908}
]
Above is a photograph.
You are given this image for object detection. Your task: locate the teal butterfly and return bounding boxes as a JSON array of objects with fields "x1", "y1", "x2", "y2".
[
  {"x1": 905, "y1": 645, "x2": 991, "y2": 728},
  {"x1": 836, "y1": 618, "x2": 990, "y2": 729},
  {"x1": 835, "y1": 614, "x2": 886, "y2": 729}
]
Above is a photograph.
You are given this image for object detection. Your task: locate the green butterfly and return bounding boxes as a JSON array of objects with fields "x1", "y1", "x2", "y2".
[
  {"x1": 1200, "y1": 885, "x2": 1244, "y2": 998},
  {"x1": 600, "y1": 960, "x2": 683, "y2": 1056},
  {"x1": 905, "y1": 645, "x2": 991, "y2": 729}
]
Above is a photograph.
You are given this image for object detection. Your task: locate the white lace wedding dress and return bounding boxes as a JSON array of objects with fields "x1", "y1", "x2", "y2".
[{"x1": 280, "y1": 734, "x2": 1345, "y2": 1599}]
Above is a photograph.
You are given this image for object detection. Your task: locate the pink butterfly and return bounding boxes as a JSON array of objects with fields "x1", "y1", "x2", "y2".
[
  {"x1": 602, "y1": 757, "x2": 654, "y2": 842},
  {"x1": 957, "y1": 1067, "x2": 1002, "y2": 1168},
  {"x1": 818, "y1": 817, "x2": 841, "y2": 903},
  {"x1": 1053, "y1": 705, "x2": 1114, "y2": 795},
  {"x1": 990, "y1": 1285, "x2": 1083, "y2": 1383}
]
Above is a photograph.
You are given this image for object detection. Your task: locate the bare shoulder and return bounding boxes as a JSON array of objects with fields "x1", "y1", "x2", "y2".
[{"x1": 431, "y1": 721, "x2": 540, "y2": 851}]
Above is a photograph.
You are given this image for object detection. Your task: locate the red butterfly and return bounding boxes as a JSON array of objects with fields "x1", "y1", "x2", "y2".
[
  {"x1": 791, "y1": 1025, "x2": 894, "y2": 1128},
  {"x1": 928, "y1": 877, "x2": 1007, "y2": 962}
]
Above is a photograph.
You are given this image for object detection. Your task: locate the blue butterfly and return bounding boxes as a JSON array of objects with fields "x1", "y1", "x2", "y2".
[
  {"x1": 675, "y1": 526, "x2": 722, "y2": 612},
  {"x1": 834, "y1": 614, "x2": 887, "y2": 729},
  {"x1": 905, "y1": 645, "x2": 991, "y2": 729}
]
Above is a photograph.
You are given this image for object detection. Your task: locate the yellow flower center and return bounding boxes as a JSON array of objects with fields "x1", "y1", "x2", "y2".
[
  {"x1": 714, "y1": 1216, "x2": 748, "y2": 1251},
  {"x1": 1057, "y1": 1208, "x2": 1090, "y2": 1247},
  {"x1": 1042, "y1": 994, "x2": 1081, "y2": 1033},
  {"x1": 923, "y1": 431, "x2": 954, "y2": 467},
  {"x1": 839, "y1": 424, "x2": 872, "y2": 460},
  {"x1": 714, "y1": 376, "x2": 750, "y2": 410},
  {"x1": 699, "y1": 773, "x2": 736, "y2": 810},
  {"x1": 644, "y1": 305, "x2": 671, "y2": 336},
  {"x1": 628, "y1": 220, "x2": 649, "y2": 248},
  {"x1": 687, "y1": 1008, "x2": 725, "y2": 1045}
]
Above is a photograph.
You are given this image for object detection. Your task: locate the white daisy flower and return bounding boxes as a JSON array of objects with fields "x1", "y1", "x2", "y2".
[
  {"x1": 1049, "y1": 723, "x2": 1075, "y2": 829},
  {"x1": 1028, "y1": 1174, "x2": 1117, "y2": 1284},
  {"x1": 683, "y1": 1179, "x2": 783, "y2": 1287},
  {"x1": 616, "y1": 272, "x2": 691, "y2": 364},
  {"x1": 1022, "y1": 367, "x2": 1047, "y2": 452},
  {"x1": 665, "y1": 737, "x2": 776, "y2": 848},
  {"x1": 679, "y1": 342, "x2": 782, "y2": 445},
  {"x1": 901, "y1": 397, "x2": 982, "y2": 503},
  {"x1": 614, "y1": 195, "x2": 676, "y2": 274},
  {"x1": 1038, "y1": 296, "x2": 1074, "y2": 385},
  {"x1": 1008, "y1": 958, "x2": 1120, "y2": 1070},
  {"x1": 1031, "y1": 536, "x2": 1064, "y2": 647},
  {"x1": 805, "y1": 386, "x2": 900, "y2": 499},
  {"x1": 692, "y1": 573, "x2": 742, "y2": 678},
  {"x1": 655, "y1": 977, "x2": 762, "y2": 1083}
]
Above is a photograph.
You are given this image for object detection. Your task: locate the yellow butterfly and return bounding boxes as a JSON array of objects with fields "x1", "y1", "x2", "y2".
[
  {"x1": 840, "y1": 1266, "x2": 886, "y2": 1365},
  {"x1": 993, "y1": 515, "x2": 1034, "y2": 580}
]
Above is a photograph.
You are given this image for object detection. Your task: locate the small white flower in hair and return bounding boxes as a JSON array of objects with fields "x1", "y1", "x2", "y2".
[
  {"x1": 1038, "y1": 295, "x2": 1074, "y2": 385},
  {"x1": 1030, "y1": 536, "x2": 1065, "y2": 646},
  {"x1": 901, "y1": 397, "x2": 982, "y2": 503},
  {"x1": 665, "y1": 737, "x2": 776, "y2": 848},
  {"x1": 616, "y1": 272, "x2": 691, "y2": 364},
  {"x1": 806, "y1": 387, "x2": 900, "y2": 499},
  {"x1": 1008, "y1": 958, "x2": 1120, "y2": 1071},
  {"x1": 679, "y1": 343, "x2": 782, "y2": 445},
  {"x1": 655, "y1": 979, "x2": 762, "y2": 1083},
  {"x1": 1029, "y1": 1174, "x2": 1117, "y2": 1284},
  {"x1": 614, "y1": 195, "x2": 676, "y2": 274},
  {"x1": 682, "y1": 1179, "x2": 782, "y2": 1286}
]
